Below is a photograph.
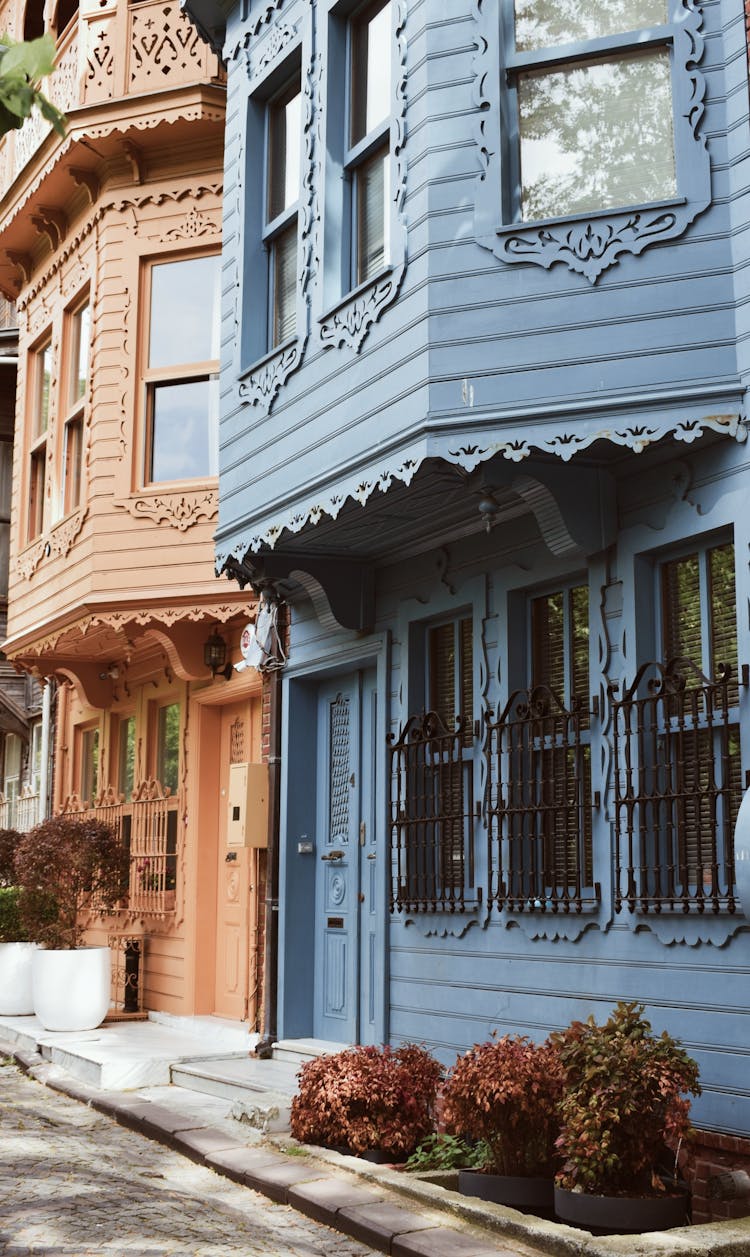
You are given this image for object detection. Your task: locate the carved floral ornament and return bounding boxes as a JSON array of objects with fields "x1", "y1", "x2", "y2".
[
  {"x1": 214, "y1": 410, "x2": 746, "y2": 566},
  {"x1": 115, "y1": 490, "x2": 218, "y2": 531}
]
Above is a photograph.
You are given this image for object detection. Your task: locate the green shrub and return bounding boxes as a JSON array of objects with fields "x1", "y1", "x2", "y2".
[
  {"x1": 0, "y1": 886, "x2": 26, "y2": 942},
  {"x1": 551, "y1": 1001, "x2": 700, "y2": 1195}
]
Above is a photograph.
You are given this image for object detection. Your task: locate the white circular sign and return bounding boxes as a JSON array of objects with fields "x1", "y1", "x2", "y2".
[{"x1": 733, "y1": 787, "x2": 750, "y2": 914}]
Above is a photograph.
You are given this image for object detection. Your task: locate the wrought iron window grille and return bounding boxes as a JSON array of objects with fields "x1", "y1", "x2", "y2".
[
  {"x1": 612, "y1": 656, "x2": 747, "y2": 915},
  {"x1": 485, "y1": 684, "x2": 600, "y2": 915},
  {"x1": 388, "y1": 710, "x2": 480, "y2": 914}
]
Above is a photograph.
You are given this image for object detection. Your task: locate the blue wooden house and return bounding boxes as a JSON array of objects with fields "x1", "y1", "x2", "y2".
[{"x1": 184, "y1": 0, "x2": 750, "y2": 1141}]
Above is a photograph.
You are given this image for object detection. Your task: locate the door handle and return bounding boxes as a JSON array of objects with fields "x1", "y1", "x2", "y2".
[
  {"x1": 366, "y1": 853, "x2": 376, "y2": 860},
  {"x1": 321, "y1": 850, "x2": 345, "y2": 862}
]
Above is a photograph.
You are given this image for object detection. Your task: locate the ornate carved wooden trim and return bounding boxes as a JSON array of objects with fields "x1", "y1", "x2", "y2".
[{"x1": 115, "y1": 490, "x2": 218, "y2": 531}]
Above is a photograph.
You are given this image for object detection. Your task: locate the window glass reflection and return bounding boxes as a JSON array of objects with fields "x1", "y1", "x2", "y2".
[
  {"x1": 149, "y1": 255, "x2": 220, "y2": 368},
  {"x1": 518, "y1": 49, "x2": 675, "y2": 221},
  {"x1": 150, "y1": 378, "x2": 218, "y2": 482},
  {"x1": 514, "y1": 0, "x2": 667, "y2": 51}
]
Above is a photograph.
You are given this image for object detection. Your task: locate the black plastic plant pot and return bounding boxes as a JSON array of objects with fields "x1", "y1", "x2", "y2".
[
  {"x1": 554, "y1": 1184, "x2": 690, "y2": 1234},
  {"x1": 459, "y1": 1170, "x2": 555, "y2": 1219}
]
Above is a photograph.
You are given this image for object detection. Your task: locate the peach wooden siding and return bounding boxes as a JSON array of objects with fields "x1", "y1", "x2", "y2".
[{"x1": 0, "y1": 0, "x2": 263, "y2": 1019}]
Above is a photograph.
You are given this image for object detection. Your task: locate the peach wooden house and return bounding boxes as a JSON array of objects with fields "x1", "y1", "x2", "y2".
[{"x1": 0, "y1": 0, "x2": 266, "y2": 1025}]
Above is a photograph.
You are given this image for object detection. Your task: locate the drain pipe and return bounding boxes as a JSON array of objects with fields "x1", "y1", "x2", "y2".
[
  {"x1": 255, "y1": 615, "x2": 284, "y2": 1058},
  {"x1": 38, "y1": 679, "x2": 52, "y2": 821}
]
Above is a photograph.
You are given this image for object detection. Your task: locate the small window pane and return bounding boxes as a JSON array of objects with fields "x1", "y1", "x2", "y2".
[
  {"x1": 36, "y1": 345, "x2": 51, "y2": 436},
  {"x1": 514, "y1": 0, "x2": 667, "y2": 52},
  {"x1": 351, "y1": 0, "x2": 391, "y2": 144},
  {"x1": 70, "y1": 303, "x2": 90, "y2": 405},
  {"x1": 149, "y1": 255, "x2": 220, "y2": 368},
  {"x1": 662, "y1": 553, "x2": 701, "y2": 665},
  {"x1": 531, "y1": 591, "x2": 564, "y2": 697},
  {"x1": 28, "y1": 449, "x2": 46, "y2": 540},
  {"x1": 570, "y1": 585, "x2": 589, "y2": 706},
  {"x1": 356, "y1": 145, "x2": 389, "y2": 284},
  {"x1": 149, "y1": 378, "x2": 218, "y2": 482},
  {"x1": 518, "y1": 48, "x2": 676, "y2": 221},
  {"x1": 272, "y1": 224, "x2": 297, "y2": 346},
  {"x1": 118, "y1": 715, "x2": 135, "y2": 803},
  {"x1": 268, "y1": 87, "x2": 301, "y2": 220},
  {"x1": 709, "y1": 544, "x2": 738, "y2": 682},
  {"x1": 63, "y1": 417, "x2": 83, "y2": 513},
  {"x1": 157, "y1": 704, "x2": 179, "y2": 794},
  {"x1": 81, "y1": 727, "x2": 99, "y2": 804}
]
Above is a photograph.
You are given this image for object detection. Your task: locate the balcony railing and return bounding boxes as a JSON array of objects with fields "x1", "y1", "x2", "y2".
[
  {"x1": 61, "y1": 778, "x2": 178, "y2": 916},
  {"x1": 2, "y1": 0, "x2": 222, "y2": 185},
  {"x1": 486, "y1": 685, "x2": 599, "y2": 914},
  {"x1": 612, "y1": 656, "x2": 745, "y2": 914},
  {"x1": 0, "y1": 785, "x2": 40, "y2": 832}
]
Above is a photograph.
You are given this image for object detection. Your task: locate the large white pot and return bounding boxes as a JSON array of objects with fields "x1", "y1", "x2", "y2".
[
  {"x1": 0, "y1": 942, "x2": 39, "y2": 1015},
  {"x1": 32, "y1": 946, "x2": 111, "y2": 1032}
]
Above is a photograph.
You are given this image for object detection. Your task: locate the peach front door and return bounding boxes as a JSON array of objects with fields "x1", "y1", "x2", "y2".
[{"x1": 213, "y1": 700, "x2": 256, "y2": 1020}]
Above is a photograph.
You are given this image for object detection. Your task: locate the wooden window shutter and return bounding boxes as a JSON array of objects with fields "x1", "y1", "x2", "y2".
[{"x1": 662, "y1": 553, "x2": 701, "y2": 666}]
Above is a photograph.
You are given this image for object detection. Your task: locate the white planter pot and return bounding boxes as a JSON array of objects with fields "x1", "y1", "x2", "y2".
[
  {"x1": 0, "y1": 942, "x2": 39, "y2": 1015},
  {"x1": 32, "y1": 946, "x2": 111, "y2": 1032}
]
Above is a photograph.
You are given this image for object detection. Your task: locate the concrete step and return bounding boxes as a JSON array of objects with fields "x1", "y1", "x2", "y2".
[
  {"x1": 171, "y1": 1054, "x2": 300, "y2": 1132},
  {"x1": 271, "y1": 1038, "x2": 350, "y2": 1066}
]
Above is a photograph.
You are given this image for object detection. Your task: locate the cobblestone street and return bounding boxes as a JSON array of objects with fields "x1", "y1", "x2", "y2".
[{"x1": 0, "y1": 1063, "x2": 374, "y2": 1256}]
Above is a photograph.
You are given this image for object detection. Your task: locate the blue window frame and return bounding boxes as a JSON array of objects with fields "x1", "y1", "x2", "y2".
[{"x1": 474, "y1": 0, "x2": 711, "y2": 281}]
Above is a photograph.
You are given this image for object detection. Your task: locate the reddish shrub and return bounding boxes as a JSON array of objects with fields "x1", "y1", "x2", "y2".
[
  {"x1": 290, "y1": 1043, "x2": 443, "y2": 1159},
  {"x1": 442, "y1": 1033, "x2": 563, "y2": 1177}
]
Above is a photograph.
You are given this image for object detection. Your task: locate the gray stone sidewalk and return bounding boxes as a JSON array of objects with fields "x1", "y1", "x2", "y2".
[
  {"x1": 0, "y1": 1058, "x2": 527, "y2": 1257},
  {"x1": 0, "y1": 1062, "x2": 375, "y2": 1256}
]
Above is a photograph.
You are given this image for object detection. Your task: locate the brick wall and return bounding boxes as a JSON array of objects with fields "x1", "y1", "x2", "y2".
[{"x1": 678, "y1": 1130, "x2": 750, "y2": 1223}]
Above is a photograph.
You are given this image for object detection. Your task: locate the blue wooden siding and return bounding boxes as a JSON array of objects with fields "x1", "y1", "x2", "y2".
[{"x1": 214, "y1": 0, "x2": 750, "y2": 1139}]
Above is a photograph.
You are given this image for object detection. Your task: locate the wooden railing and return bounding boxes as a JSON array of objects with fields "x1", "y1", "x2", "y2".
[
  {"x1": 61, "y1": 779, "x2": 178, "y2": 916},
  {"x1": 1, "y1": 0, "x2": 222, "y2": 188}
]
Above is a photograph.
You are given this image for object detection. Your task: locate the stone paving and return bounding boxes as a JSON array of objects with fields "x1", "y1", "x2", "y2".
[{"x1": 0, "y1": 1062, "x2": 375, "y2": 1256}]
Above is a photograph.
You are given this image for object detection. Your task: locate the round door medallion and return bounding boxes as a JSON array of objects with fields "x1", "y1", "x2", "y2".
[{"x1": 330, "y1": 873, "x2": 346, "y2": 905}]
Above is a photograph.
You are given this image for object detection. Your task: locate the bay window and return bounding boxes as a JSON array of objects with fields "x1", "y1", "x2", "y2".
[
  {"x1": 266, "y1": 82, "x2": 301, "y2": 348},
  {"x1": 27, "y1": 340, "x2": 51, "y2": 541},
  {"x1": 510, "y1": 0, "x2": 676, "y2": 223},
  {"x1": 348, "y1": 0, "x2": 391, "y2": 286},
  {"x1": 144, "y1": 252, "x2": 220, "y2": 484},
  {"x1": 61, "y1": 299, "x2": 89, "y2": 516}
]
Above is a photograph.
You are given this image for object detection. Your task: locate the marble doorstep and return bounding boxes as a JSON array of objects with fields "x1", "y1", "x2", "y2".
[{"x1": 0, "y1": 1011, "x2": 259, "y2": 1090}]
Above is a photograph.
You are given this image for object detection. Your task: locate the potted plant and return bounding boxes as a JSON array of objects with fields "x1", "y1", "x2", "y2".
[
  {"x1": 551, "y1": 1001, "x2": 700, "y2": 1234},
  {"x1": 0, "y1": 827, "x2": 38, "y2": 1016},
  {"x1": 15, "y1": 815, "x2": 129, "y2": 1032},
  {"x1": 290, "y1": 1043, "x2": 443, "y2": 1162},
  {"x1": 441, "y1": 1033, "x2": 563, "y2": 1216}
]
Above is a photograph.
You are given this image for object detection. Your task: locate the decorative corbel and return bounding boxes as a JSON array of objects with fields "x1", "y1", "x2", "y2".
[
  {"x1": 6, "y1": 250, "x2": 33, "y2": 286},
  {"x1": 31, "y1": 206, "x2": 68, "y2": 251},
  {"x1": 69, "y1": 166, "x2": 100, "y2": 206},
  {"x1": 122, "y1": 139, "x2": 145, "y2": 185}
]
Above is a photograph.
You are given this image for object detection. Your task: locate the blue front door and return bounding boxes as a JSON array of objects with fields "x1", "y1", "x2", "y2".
[{"x1": 313, "y1": 671, "x2": 378, "y2": 1044}]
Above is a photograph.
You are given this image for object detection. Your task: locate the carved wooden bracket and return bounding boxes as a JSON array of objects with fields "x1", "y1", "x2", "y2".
[
  {"x1": 6, "y1": 250, "x2": 33, "y2": 286},
  {"x1": 122, "y1": 139, "x2": 145, "y2": 185},
  {"x1": 31, "y1": 206, "x2": 68, "y2": 251},
  {"x1": 69, "y1": 166, "x2": 101, "y2": 206}
]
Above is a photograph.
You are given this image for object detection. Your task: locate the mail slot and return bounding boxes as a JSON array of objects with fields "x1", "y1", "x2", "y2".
[{"x1": 327, "y1": 917, "x2": 344, "y2": 929}]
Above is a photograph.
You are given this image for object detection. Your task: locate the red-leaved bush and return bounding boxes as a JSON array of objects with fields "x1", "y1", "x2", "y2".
[
  {"x1": 550, "y1": 1001, "x2": 701, "y2": 1195},
  {"x1": 441, "y1": 1034, "x2": 564, "y2": 1177},
  {"x1": 289, "y1": 1044, "x2": 443, "y2": 1159}
]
